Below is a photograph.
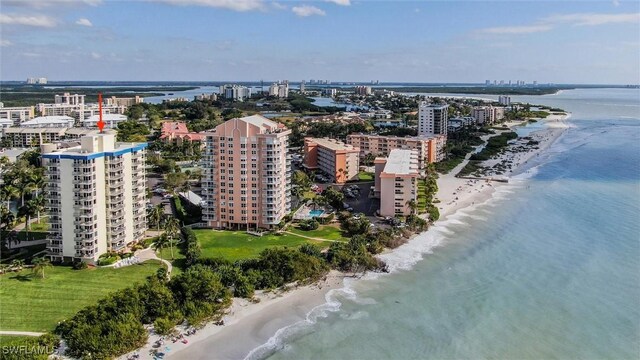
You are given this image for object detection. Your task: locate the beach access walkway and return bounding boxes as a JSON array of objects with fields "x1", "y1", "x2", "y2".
[
  {"x1": 282, "y1": 231, "x2": 342, "y2": 243},
  {"x1": 0, "y1": 330, "x2": 45, "y2": 337}
]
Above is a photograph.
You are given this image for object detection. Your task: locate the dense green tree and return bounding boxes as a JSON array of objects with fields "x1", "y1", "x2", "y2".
[{"x1": 116, "y1": 120, "x2": 150, "y2": 142}]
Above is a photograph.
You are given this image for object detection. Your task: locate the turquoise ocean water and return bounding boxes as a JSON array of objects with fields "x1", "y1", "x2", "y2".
[{"x1": 247, "y1": 88, "x2": 640, "y2": 360}]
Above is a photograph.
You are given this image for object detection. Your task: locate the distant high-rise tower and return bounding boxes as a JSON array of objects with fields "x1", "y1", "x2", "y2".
[{"x1": 418, "y1": 102, "x2": 449, "y2": 136}]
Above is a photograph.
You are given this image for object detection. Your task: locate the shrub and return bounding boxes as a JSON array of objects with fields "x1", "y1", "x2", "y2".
[
  {"x1": 153, "y1": 317, "x2": 176, "y2": 336},
  {"x1": 72, "y1": 261, "x2": 88, "y2": 270},
  {"x1": 299, "y1": 219, "x2": 319, "y2": 231}
]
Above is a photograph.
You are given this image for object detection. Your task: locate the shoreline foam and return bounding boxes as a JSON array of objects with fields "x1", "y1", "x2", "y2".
[{"x1": 130, "y1": 114, "x2": 571, "y2": 360}]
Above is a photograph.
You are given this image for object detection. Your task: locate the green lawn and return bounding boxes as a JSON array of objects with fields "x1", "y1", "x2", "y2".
[
  {"x1": 0, "y1": 335, "x2": 35, "y2": 346},
  {"x1": 302, "y1": 191, "x2": 317, "y2": 200},
  {"x1": 191, "y1": 230, "x2": 327, "y2": 262},
  {"x1": 0, "y1": 261, "x2": 163, "y2": 332},
  {"x1": 287, "y1": 225, "x2": 348, "y2": 241},
  {"x1": 357, "y1": 171, "x2": 374, "y2": 181}
]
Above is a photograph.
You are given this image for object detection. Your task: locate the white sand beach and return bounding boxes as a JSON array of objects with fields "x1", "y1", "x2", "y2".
[
  {"x1": 124, "y1": 272, "x2": 345, "y2": 360},
  {"x1": 123, "y1": 113, "x2": 571, "y2": 360},
  {"x1": 434, "y1": 113, "x2": 570, "y2": 219}
]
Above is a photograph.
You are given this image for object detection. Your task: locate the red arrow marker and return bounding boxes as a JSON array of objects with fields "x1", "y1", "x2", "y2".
[{"x1": 97, "y1": 92, "x2": 105, "y2": 132}]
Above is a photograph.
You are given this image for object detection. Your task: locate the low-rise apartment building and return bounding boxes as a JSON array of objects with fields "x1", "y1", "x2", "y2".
[
  {"x1": 201, "y1": 115, "x2": 291, "y2": 230},
  {"x1": 0, "y1": 105, "x2": 35, "y2": 125},
  {"x1": 41, "y1": 133, "x2": 147, "y2": 263},
  {"x1": 374, "y1": 149, "x2": 420, "y2": 217},
  {"x1": 303, "y1": 137, "x2": 359, "y2": 184},
  {"x1": 346, "y1": 134, "x2": 446, "y2": 168},
  {"x1": 472, "y1": 106, "x2": 506, "y2": 124},
  {"x1": 104, "y1": 96, "x2": 144, "y2": 107},
  {"x1": 2, "y1": 127, "x2": 67, "y2": 147}
]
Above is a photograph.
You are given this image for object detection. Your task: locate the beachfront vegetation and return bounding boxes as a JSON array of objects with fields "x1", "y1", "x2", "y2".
[
  {"x1": 435, "y1": 126, "x2": 485, "y2": 173},
  {"x1": 0, "y1": 261, "x2": 163, "y2": 332},
  {"x1": 459, "y1": 131, "x2": 519, "y2": 176},
  {"x1": 0, "y1": 333, "x2": 59, "y2": 360}
]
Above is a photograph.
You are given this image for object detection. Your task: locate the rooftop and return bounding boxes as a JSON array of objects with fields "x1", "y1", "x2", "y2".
[
  {"x1": 306, "y1": 137, "x2": 358, "y2": 152},
  {"x1": 419, "y1": 103, "x2": 449, "y2": 109},
  {"x1": 241, "y1": 114, "x2": 284, "y2": 131},
  {"x1": 20, "y1": 116, "x2": 74, "y2": 126},
  {"x1": 83, "y1": 114, "x2": 127, "y2": 122},
  {"x1": 383, "y1": 149, "x2": 419, "y2": 175},
  {"x1": 4, "y1": 127, "x2": 67, "y2": 134}
]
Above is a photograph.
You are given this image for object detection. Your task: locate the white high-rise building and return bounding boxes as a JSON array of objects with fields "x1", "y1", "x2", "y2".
[
  {"x1": 418, "y1": 103, "x2": 449, "y2": 136},
  {"x1": 268, "y1": 81, "x2": 289, "y2": 98},
  {"x1": 299, "y1": 80, "x2": 306, "y2": 93},
  {"x1": 498, "y1": 95, "x2": 511, "y2": 106},
  {"x1": 219, "y1": 84, "x2": 252, "y2": 101},
  {"x1": 41, "y1": 133, "x2": 148, "y2": 263},
  {"x1": 202, "y1": 115, "x2": 291, "y2": 230}
]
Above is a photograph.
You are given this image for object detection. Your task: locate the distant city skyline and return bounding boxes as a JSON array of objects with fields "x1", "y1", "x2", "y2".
[{"x1": 1, "y1": 0, "x2": 639, "y2": 84}]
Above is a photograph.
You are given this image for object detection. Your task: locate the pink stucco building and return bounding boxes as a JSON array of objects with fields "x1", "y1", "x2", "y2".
[{"x1": 201, "y1": 115, "x2": 292, "y2": 230}]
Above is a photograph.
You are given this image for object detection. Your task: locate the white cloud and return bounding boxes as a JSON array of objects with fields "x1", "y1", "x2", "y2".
[
  {"x1": 0, "y1": 40, "x2": 13, "y2": 47},
  {"x1": 151, "y1": 0, "x2": 265, "y2": 11},
  {"x1": 271, "y1": 2, "x2": 287, "y2": 10},
  {"x1": 477, "y1": 12, "x2": 639, "y2": 36},
  {"x1": 2, "y1": 0, "x2": 101, "y2": 9},
  {"x1": 414, "y1": 8, "x2": 421, "y2": 13},
  {"x1": 292, "y1": 5, "x2": 326, "y2": 17},
  {"x1": 612, "y1": 0, "x2": 620, "y2": 7},
  {"x1": 325, "y1": 0, "x2": 350, "y2": 5},
  {"x1": 76, "y1": 18, "x2": 93, "y2": 26},
  {"x1": 544, "y1": 12, "x2": 640, "y2": 26},
  {"x1": 91, "y1": 52, "x2": 102, "y2": 59},
  {"x1": 480, "y1": 24, "x2": 553, "y2": 35},
  {"x1": 0, "y1": 14, "x2": 57, "y2": 27}
]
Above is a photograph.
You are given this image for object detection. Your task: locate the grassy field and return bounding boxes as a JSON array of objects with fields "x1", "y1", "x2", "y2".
[
  {"x1": 0, "y1": 261, "x2": 163, "y2": 332},
  {"x1": 287, "y1": 225, "x2": 348, "y2": 242},
  {"x1": 185, "y1": 230, "x2": 329, "y2": 262}
]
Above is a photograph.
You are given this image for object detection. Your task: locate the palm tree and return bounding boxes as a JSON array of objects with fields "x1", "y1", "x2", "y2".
[
  {"x1": 153, "y1": 233, "x2": 170, "y2": 261},
  {"x1": 31, "y1": 257, "x2": 52, "y2": 279},
  {"x1": 164, "y1": 217, "x2": 180, "y2": 260},
  {"x1": 0, "y1": 205, "x2": 15, "y2": 248},
  {"x1": 31, "y1": 195, "x2": 45, "y2": 223},
  {"x1": 149, "y1": 204, "x2": 164, "y2": 231},
  {"x1": 0, "y1": 185, "x2": 19, "y2": 209},
  {"x1": 406, "y1": 199, "x2": 418, "y2": 216},
  {"x1": 19, "y1": 199, "x2": 39, "y2": 242}
]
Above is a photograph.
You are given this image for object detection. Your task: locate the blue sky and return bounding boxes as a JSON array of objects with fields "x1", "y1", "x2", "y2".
[{"x1": 1, "y1": 0, "x2": 639, "y2": 84}]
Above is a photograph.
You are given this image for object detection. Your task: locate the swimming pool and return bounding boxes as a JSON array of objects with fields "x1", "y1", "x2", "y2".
[{"x1": 309, "y1": 210, "x2": 325, "y2": 218}]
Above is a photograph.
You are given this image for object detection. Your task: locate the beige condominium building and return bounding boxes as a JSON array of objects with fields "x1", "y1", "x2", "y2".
[
  {"x1": 0, "y1": 105, "x2": 35, "y2": 125},
  {"x1": 374, "y1": 149, "x2": 420, "y2": 217},
  {"x1": 41, "y1": 133, "x2": 147, "y2": 263},
  {"x1": 202, "y1": 115, "x2": 291, "y2": 230},
  {"x1": 347, "y1": 134, "x2": 447, "y2": 168},
  {"x1": 303, "y1": 137, "x2": 360, "y2": 184}
]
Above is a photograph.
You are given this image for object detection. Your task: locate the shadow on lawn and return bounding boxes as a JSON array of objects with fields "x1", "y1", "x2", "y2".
[{"x1": 9, "y1": 274, "x2": 34, "y2": 282}]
